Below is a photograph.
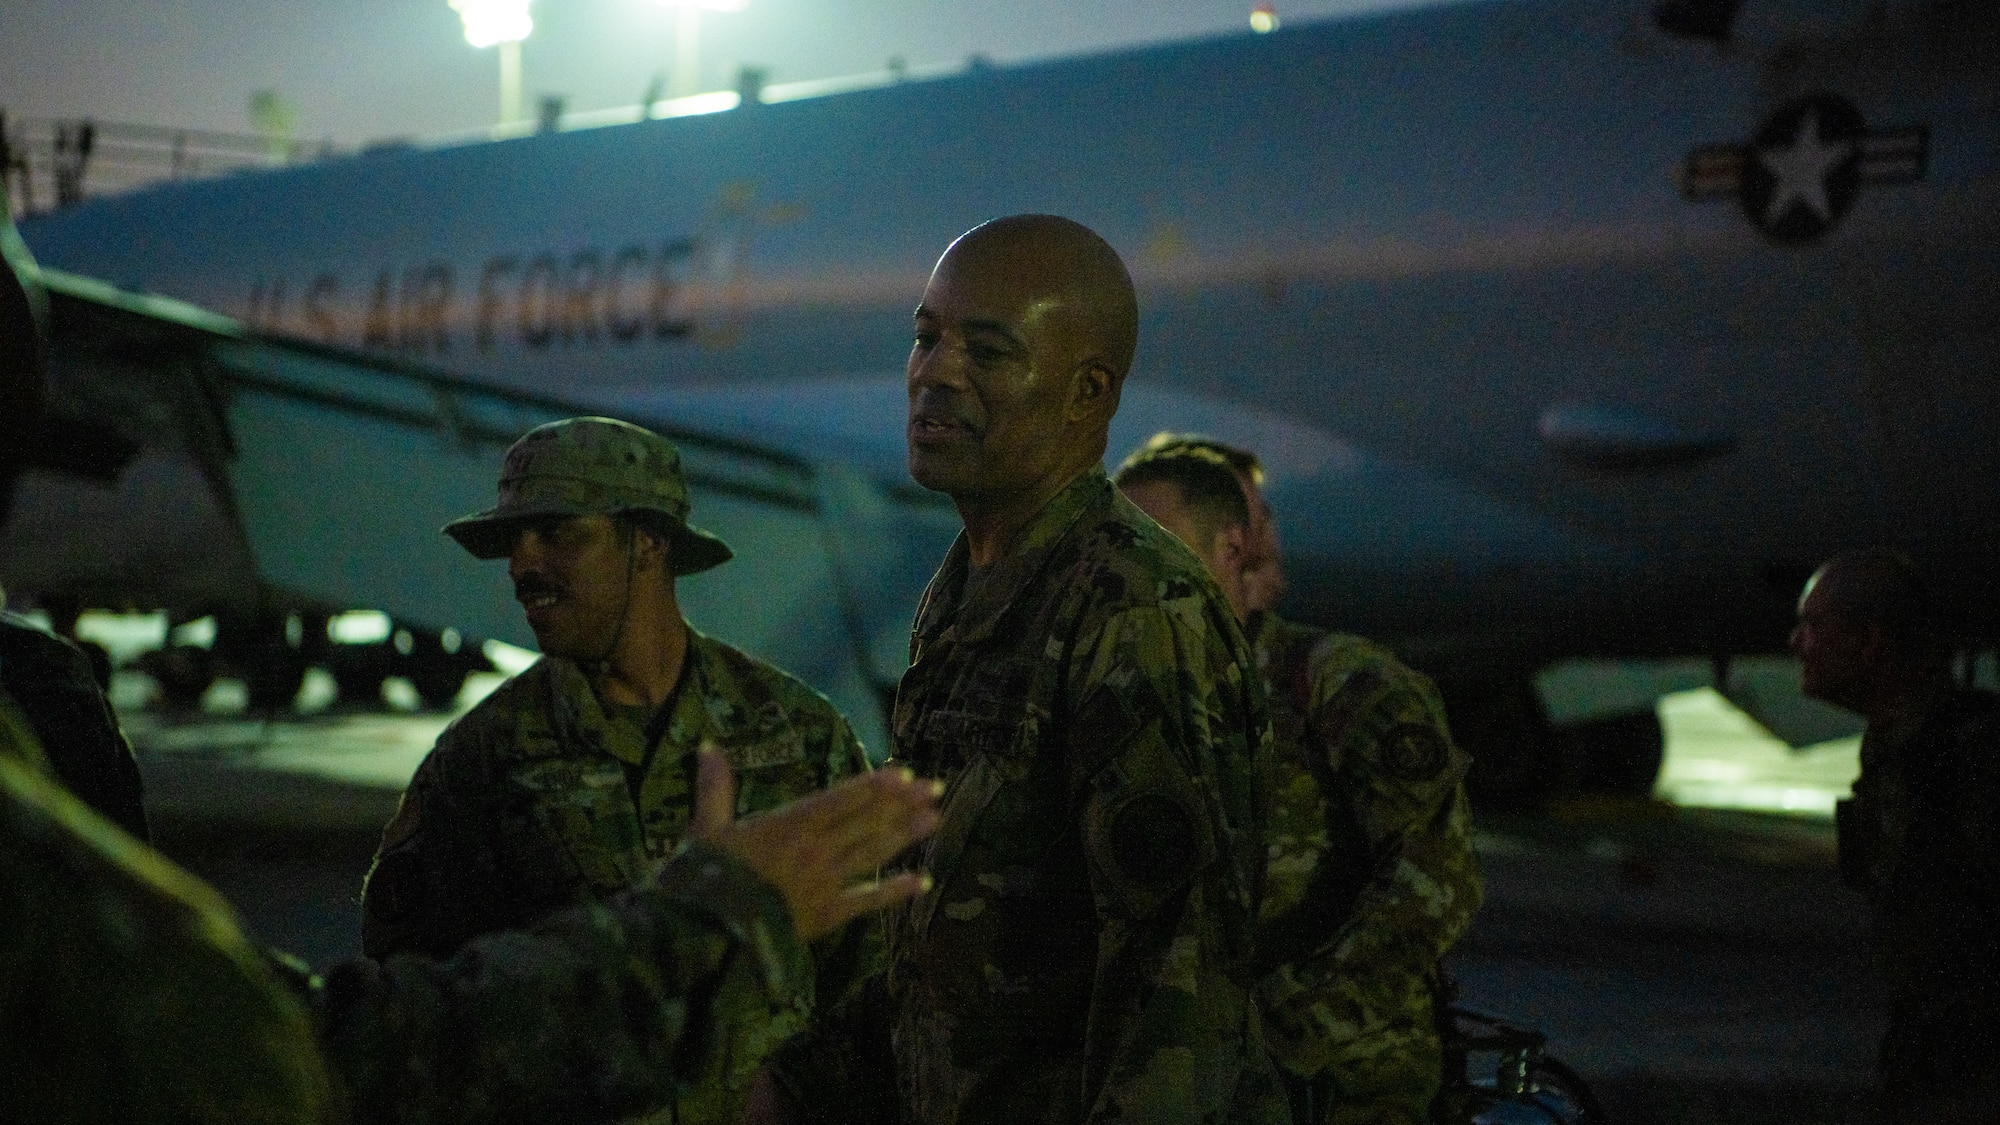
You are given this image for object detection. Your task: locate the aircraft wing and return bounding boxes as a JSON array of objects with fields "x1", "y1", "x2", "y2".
[{"x1": 2, "y1": 266, "x2": 957, "y2": 755}]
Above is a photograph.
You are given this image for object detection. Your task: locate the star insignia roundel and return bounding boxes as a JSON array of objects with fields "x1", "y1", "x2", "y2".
[
  {"x1": 1679, "y1": 94, "x2": 1927, "y2": 246},
  {"x1": 1740, "y1": 95, "x2": 1865, "y2": 243}
]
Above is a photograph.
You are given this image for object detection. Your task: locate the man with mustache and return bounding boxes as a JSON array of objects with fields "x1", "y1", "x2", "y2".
[
  {"x1": 1115, "y1": 438, "x2": 1481, "y2": 1125},
  {"x1": 760, "y1": 215, "x2": 1280, "y2": 1125},
  {"x1": 361, "y1": 416, "x2": 875, "y2": 1124}
]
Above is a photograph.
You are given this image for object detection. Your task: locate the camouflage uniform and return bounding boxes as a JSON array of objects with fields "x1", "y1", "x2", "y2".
[
  {"x1": 1837, "y1": 682, "x2": 2000, "y2": 1124},
  {"x1": 776, "y1": 467, "x2": 1281, "y2": 1125},
  {"x1": 366, "y1": 415, "x2": 878, "y2": 1122},
  {"x1": 0, "y1": 737, "x2": 817, "y2": 1125},
  {"x1": 363, "y1": 629, "x2": 875, "y2": 1123},
  {"x1": 1248, "y1": 612, "x2": 1482, "y2": 1125},
  {"x1": 0, "y1": 610, "x2": 149, "y2": 840}
]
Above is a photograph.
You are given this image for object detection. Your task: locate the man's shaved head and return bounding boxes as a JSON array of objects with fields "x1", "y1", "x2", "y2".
[
  {"x1": 1800, "y1": 549, "x2": 1932, "y2": 650},
  {"x1": 1792, "y1": 548, "x2": 1942, "y2": 712},
  {"x1": 906, "y1": 215, "x2": 1139, "y2": 534},
  {"x1": 944, "y1": 214, "x2": 1139, "y2": 382}
]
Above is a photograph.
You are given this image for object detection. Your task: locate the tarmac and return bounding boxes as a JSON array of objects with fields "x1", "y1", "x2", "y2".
[
  {"x1": 123, "y1": 674, "x2": 1880, "y2": 1125},
  {"x1": 1461, "y1": 803, "x2": 1876, "y2": 1124}
]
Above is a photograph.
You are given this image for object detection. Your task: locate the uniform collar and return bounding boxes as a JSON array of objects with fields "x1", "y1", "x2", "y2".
[
  {"x1": 545, "y1": 629, "x2": 794, "y2": 768},
  {"x1": 916, "y1": 467, "x2": 1112, "y2": 649},
  {"x1": 546, "y1": 629, "x2": 717, "y2": 767}
]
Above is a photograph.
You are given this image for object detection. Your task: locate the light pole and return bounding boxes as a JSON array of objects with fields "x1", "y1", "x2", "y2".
[
  {"x1": 450, "y1": 0, "x2": 534, "y2": 128},
  {"x1": 656, "y1": 0, "x2": 747, "y2": 99}
]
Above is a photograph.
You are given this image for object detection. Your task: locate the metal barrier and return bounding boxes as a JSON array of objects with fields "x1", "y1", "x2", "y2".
[{"x1": 0, "y1": 111, "x2": 335, "y2": 214}]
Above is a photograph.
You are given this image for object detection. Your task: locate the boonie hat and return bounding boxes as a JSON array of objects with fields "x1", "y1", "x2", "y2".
[{"x1": 443, "y1": 417, "x2": 733, "y2": 575}]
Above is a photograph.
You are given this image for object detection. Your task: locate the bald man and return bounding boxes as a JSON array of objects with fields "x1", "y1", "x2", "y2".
[
  {"x1": 762, "y1": 216, "x2": 1279, "y2": 1125},
  {"x1": 1793, "y1": 551, "x2": 2000, "y2": 1123}
]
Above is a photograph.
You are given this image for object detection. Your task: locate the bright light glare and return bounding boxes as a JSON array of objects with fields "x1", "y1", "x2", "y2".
[
  {"x1": 1652, "y1": 687, "x2": 1859, "y2": 819},
  {"x1": 171, "y1": 616, "x2": 216, "y2": 649},
  {"x1": 1250, "y1": 2, "x2": 1279, "y2": 32},
  {"x1": 662, "y1": 90, "x2": 741, "y2": 116},
  {"x1": 484, "y1": 638, "x2": 541, "y2": 675},
  {"x1": 653, "y1": 0, "x2": 748, "y2": 9},
  {"x1": 451, "y1": 0, "x2": 533, "y2": 48},
  {"x1": 329, "y1": 610, "x2": 393, "y2": 645},
  {"x1": 75, "y1": 611, "x2": 169, "y2": 664}
]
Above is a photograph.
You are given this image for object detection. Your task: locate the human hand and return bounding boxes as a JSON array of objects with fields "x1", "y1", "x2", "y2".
[{"x1": 689, "y1": 744, "x2": 940, "y2": 942}]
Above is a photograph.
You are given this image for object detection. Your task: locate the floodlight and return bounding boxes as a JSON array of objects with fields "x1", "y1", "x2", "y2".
[
  {"x1": 651, "y1": 0, "x2": 750, "y2": 99},
  {"x1": 451, "y1": 0, "x2": 533, "y2": 49}
]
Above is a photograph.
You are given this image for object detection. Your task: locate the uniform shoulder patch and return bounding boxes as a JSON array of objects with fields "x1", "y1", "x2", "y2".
[
  {"x1": 1382, "y1": 721, "x2": 1451, "y2": 782},
  {"x1": 1069, "y1": 670, "x2": 1166, "y2": 778},
  {"x1": 1087, "y1": 786, "x2": 1208, "y2": 920}
]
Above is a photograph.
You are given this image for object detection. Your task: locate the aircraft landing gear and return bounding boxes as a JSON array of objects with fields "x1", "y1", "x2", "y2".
[
  {"x1": 214, "y1": 610, "x2": 311, "y2": 710},
  {"x1": 323, "y1": 620, "x2": 491, "y2": 710},
  {"x1": 138, "y1": 643, "x2": 217, "y2": 708},
  {"x1": 402, "y1": 628, "x2": 482, "y2": 709}
]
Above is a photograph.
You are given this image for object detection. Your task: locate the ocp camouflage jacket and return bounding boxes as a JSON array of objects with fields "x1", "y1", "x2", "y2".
[
  {"x1": 1248, "y1": 612, "x2": 1482, "y2": 1082},
  {"x1": 790, "y1": 467, "x2": 1280, "y2": 1125},
  {"x1": 361, "y1": 626, "x2": 874, "y2": 1124}
]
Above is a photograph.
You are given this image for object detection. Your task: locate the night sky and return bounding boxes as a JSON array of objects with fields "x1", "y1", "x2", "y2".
[{"x1": 3, "y1": 0, "x2": 1450, "y2": 146}]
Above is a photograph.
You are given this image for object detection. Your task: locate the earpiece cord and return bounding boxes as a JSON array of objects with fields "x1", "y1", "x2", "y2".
[{"x1": 592, "y1": 520, "x2": 641, "y2": 681}]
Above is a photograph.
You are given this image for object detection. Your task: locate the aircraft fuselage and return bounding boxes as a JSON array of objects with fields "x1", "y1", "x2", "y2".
[{"x1": 17, "y1": 0, "x2": 2000, "y2": 663}]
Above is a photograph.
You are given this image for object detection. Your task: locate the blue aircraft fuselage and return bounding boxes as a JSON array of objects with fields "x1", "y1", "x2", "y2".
[{"x1": 20, "y1": 0, "x2": 2000, "y2": 665}]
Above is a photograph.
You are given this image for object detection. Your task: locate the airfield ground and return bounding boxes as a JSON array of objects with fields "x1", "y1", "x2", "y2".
[{"x1": 130, "y1": 682, "x2": 1878, "y2": 1125}]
